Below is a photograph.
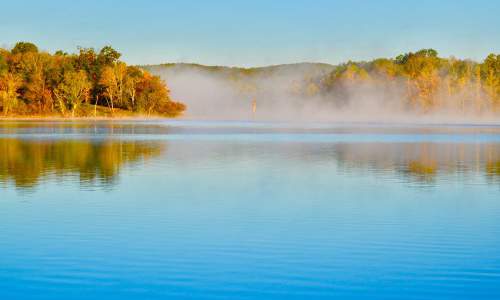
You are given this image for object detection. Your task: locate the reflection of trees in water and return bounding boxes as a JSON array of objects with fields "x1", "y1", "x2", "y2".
[
  {"x1": 0, "y1": 139, "x2": 164, "y2": 188},
  {"x1": 154, "y1": 141, "x2": 500, "y2": 185},
  {"x1": 0, "y1": 121, "x2": 172, "y2": 135},
  {"x1": 151, "y1": 141, "x2": 500, "y2": 185},
  {"x1": 332, "y1": 143, "x2": 500, "y2": 183},
  {"x1": 486, "y1": 161, "x2": 500, "y2": 177}
]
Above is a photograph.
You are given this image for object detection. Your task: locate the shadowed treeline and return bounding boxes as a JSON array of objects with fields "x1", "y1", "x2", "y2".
[{"x1": 0, "y1": 138, "x2": 164, "y2": 188}]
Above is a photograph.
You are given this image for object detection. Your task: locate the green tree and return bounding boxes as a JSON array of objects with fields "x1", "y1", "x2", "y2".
[
  {"x1": 11, "y1": 42, "x2": 39, "y2": 55},
  {"x1": 98, "y1": 46, "x2": 121, "y2": 66}
]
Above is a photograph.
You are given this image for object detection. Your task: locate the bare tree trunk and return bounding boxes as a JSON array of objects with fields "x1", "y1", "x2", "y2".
[
  {"x1": 95, "y1": 95, "x2": 98, "y2": 117},
  {"x1": 131, "y1": 91, "x2": 136, "y2": 111},
  {"x1": 110, "y1": 95, "x2": 114, "y2": 114}
]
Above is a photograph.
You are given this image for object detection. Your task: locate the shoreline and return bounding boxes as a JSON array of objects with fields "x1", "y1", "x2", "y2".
[
  {"x1": 0, "y1": 115, "x2": 179, "y2": 121},
  {"x1": 1, "y1": 116, "x2": 499, "y2": 127}
]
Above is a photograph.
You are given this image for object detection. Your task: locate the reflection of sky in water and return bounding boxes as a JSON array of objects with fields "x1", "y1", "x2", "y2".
[{"x1": 1, "y1": 121, "x2": 500, "y2": 299}]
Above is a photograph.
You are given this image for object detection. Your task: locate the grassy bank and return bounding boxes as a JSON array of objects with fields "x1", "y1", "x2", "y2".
[{"x1": 0, "y1": 104, "x2": 182, "y2": 120}]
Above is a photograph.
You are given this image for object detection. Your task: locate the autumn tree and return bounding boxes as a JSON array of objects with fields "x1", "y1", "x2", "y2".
[
  {"x1": 482, "y1": 54, "x2": 500, "y2": 109},
  {"x1": 124, "y1": 66, "x2": 143, "y2": 110},
  {"x1": 54, "y1": 70, "x2": 91, "y2": 117},
  {"x1": 136, "y1": 72, "x2": 185, "y2": 116},
  {"x1": 114, "y1": 62, "x2": 127, "y2": 108},
  {"x1": 99, "y1": 66, "x2": 118, "y2": 112},
  {"x1": 0, "y1": 50, "x2": 8, "y2": 75},
  {"x1": 0, "y1": 73, "x2": 22, "y2": 115}
]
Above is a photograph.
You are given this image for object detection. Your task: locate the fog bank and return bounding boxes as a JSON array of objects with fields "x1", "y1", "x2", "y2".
[{"x1": 145, "y1": 63, "x2": 500, "y2": 124}]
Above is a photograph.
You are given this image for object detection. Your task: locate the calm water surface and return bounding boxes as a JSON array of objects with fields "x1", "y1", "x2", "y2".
[{"x1": 1, "y1": 120, "x2": 500, "y2": 299}]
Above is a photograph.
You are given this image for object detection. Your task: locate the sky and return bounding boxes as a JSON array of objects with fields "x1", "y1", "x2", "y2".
[{"x1": 1, "y1": 0, "x2": 499, "y2": 67}]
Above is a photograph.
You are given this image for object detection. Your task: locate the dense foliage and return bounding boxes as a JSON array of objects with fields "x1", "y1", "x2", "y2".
[
  {"x1": 307, "y1": 49, "x2": 500, "y2": 114},
  {"x1": 0, "y1": 42, "x2": 185, "y2": 117}
]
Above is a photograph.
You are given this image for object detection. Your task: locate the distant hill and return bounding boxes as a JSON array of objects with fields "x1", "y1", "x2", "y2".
[
  {"x1": 142, "y1": 62, "x2": 336, "y2": 79},
  {"x1": 141, "y1": 62, "x2": 336, "y2": 119}
]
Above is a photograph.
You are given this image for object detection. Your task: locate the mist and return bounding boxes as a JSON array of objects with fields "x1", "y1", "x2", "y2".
[{"x1": 145, "y1": 63, "x2": 500, "y2": 124}]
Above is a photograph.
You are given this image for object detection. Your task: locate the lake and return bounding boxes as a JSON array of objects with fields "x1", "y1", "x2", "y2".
[{"x1": 1, "y1": 120, "x2": 500, "y2": 299}]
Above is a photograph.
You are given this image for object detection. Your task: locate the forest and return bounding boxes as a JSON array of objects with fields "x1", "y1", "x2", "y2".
[
  {"x1": 306, "y1": 49, "x2": 500, "y2": 114},
  {"x1": 0, "y1": 42, "x2": 186, "y2": 117},
  {"x1": 146, "y1": 50, "x2": 499, "y2": 120},
  {"x1": 2, "y1": 42, "x2": 498, "y2": 118}
]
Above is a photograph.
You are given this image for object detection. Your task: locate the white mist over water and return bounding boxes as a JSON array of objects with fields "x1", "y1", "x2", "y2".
[{"x1": 147, "y1": 64, "x2": 500, "y2": 125}]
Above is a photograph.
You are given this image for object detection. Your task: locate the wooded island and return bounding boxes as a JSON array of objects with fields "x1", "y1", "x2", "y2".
[{"x1": 0, "y1": 42, "x2": 186, "y2": 117}]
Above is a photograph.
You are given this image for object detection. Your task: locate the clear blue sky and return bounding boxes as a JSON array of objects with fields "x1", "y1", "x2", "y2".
[{"x1": 1, "y1": 0, "x2": 498, "y2": 66}]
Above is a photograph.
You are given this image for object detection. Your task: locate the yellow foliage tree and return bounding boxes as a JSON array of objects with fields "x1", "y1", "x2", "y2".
[
  {"x1": 0, "y1": 73, "x2": 22, "y2": 115},
  {"x1": 54, "y1": 70, "x2": 91, "y2": 117}
]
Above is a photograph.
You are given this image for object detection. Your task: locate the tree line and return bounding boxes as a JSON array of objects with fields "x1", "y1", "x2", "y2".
[
  {"x1": 302, "y1": 49, "x2": 500, "y2": 114},
  {"x1": 0, "y1": 42, "x2": 185, "y2": 117}
]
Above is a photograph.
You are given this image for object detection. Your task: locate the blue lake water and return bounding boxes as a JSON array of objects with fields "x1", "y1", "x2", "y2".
[{"x1": 1, "y1": 120, "x2": 500, "y2": 299}]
